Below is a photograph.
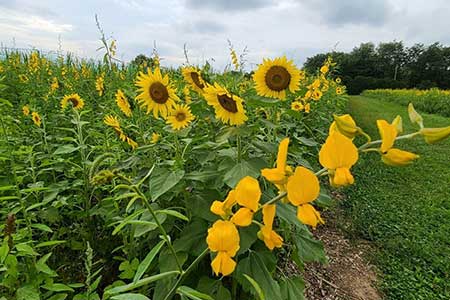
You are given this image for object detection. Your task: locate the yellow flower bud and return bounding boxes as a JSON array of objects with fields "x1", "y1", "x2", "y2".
[
  {"x1": 408, "y1": 103, "x2": 423, "y2": 128},
  {"x1": 382, "y1": 149, "x2": 419, "y2": 166},
  {"x1": 419, "y1": 126, "x2": 450, "y2": 144},
  {"x1": 330, "y1": 114, "x2": 359, "y2": 139},
  {"x1": 391, "y1": 115, "x2": 403, "y2": 134}
]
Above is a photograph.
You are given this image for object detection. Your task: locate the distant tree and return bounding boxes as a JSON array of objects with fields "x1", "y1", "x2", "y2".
[{"x1": 131, "y1": 54, "x2": 155, "y2": 67}]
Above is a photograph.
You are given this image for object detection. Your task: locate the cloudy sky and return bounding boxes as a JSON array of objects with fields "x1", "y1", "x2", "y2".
[{"x1": 0, "y1": 0, "x2": 449, "y2": 69}]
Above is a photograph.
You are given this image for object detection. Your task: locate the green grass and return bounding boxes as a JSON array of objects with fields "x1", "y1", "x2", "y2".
[{"x1": 343, "y1": 96, "x2": 450, "y2": 299}]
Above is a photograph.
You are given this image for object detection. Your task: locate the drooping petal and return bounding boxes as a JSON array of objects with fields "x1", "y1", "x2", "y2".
[
  {"x1": 235, "y1": 176, "x2": 261, "y2": 212},
  {"x1": 259, "y1": 226, "x2": 283, "y2": 250},
  {"x1": 206, "y1": 220, "x2": 240, "y2": 256},
  {"x1": 332, "y1": 167, "x2": 355, "y2": 187},
  {"x1": 210, "y1": 201, "x2": 226, "y2": 217},
  {"x1": 262, "y1": 204, "x2": 276, "y2": 230},
  {"x1": 211, "y1": 252, "x2": 236, "y2": 276},
  {"x1": 382, "y1": 148, "x2": 419, "y2": 166},
  {"x1": 377, "y1": 120, "x2": 398, "y2": 153},
  {"x1": 231, "y1": 207, "x2": 254, "y2": 227},
  {"x1": 276, "y1": 138, "x2": 289, "y2": 172},
  {"x1": 286, "y1": 167, "x2": 320, "y2": 206},
  {"x1": 297, "y1": 204, "x2": 324, "y2": 228}
]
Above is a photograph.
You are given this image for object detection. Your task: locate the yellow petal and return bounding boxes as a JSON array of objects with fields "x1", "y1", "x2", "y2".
[
  {"x1": 259, "y1": 226, "x2": 283, "y2": 250},
  {"x1": 408, "y1": 103, "x2": 424, "y2": 128},
  {"x1": 391, "y1": 115, "x2": 403, "y2": 134},
  {"x1": 382, "y1": 148, "x2": 419, "y2": 166},
  {"x1": 262, "y1": 204, "x2": 276, "y2": 230},
  {"x1": 231, "y1": 207, "x2": 254, "y2": 227},
  {"x1": 332, "y1": 167, "x2": 355, "y2": 187},
  {"x1": 276, "y1": 138, "x2": 289, "y2": 172},
  {"x1": 286, "y1": 167, "x2": 320, "y2": 206},
  {"x1": 319, "y1": 131, "x2": 359, "y2": 170},
  {"x1": 377, "y1": 120, "x2": 397, "y2": 153},
  {"x1": 235, "y1": 176, "x2": 261, "y2": 211},
  {"x1": 210, "y1": 201, "x2": 225, "y2": 217},
  {"x1": 223, "y1": 190, "x2": 237, "y2": 211},
  {"x1": 206, "y1": 220, "x2": 240, "y2": 255},
  {"x1": 420, "y1": 126, "x2": 450, "y2": 144},
  {"x1": 211, "y1": 252, "x2": 236, "y2": 276},
  {"x1": 261, "y1": 168, "x2": 286, "y2": 185},
  {"x1": 297, "y1": 204, "x2": 324, "y2": 228}
]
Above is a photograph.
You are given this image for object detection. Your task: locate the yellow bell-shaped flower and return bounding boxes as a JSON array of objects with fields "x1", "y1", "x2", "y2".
[
  {"x1": 230, "y1": 176, "x2": 261, "y2": 226},
  {"x1": 420, "y1": 126, "x2": 450, "y2": 144},
  {"x1": 210, "y1": 190, "x2": 237, "y2": 219},
  {"x1": 206, "y1": 220, "x2": 240, "y2": 276}
]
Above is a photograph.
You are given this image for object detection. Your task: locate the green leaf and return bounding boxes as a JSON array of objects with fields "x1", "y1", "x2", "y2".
[
  {"x1": 111, "y1": 294, "x2": 150, "y2": 300},
  {"x1": 0, "y1": 240, "x2": 9, "y2": 263},
  {"x1": 35, "y1": 240, "x2": 66, "y2": 248},
  {"x1": 54, "y1": 145, "x2": 79, "y2": 155},
  {"x1": 177, "y1": 286, "x2": 214, "y2": 300},
  {"x1": 16, "y1": 243, "x2": 39, "y2": 256},
  {"x1": 295, "y1": 136, "x2": 318, "y2": 147},
  {"x1": 196, "y1": 277, "x2": 231, "y2": 300},
  {"x1": 31, "y1": 223, "x2": 53, "y2": 232},
  {"x1": 243, "y1": 274, "x2": 265, "y2": 300},
  {"x1": 149, "y1": 169, "x2": 185, "y2": 200},
  {"x1": 236, "y1": 251, "x2": 282, "y2": 300},
  {"x1": 237, "y1": 224, "x2": 259, "y2": 255},
  {"x1": 42, "y1": 283, "x2": 74, "y2": 292},
  {"x1": 47, "y1": 294, "x2": 68, "y2": 300},
  {"x1": 134, "y1": 240, "x2": 165, "y2": 282},
  {"x1": 280, "y1": 276, "x2": 305, "y2": 300},
  {"x1": 119, "y1": 258, "x2": 140, "y2": 280},
  {"x1": 224, "y1": 160, "x2": 260, "y2": 188},
  {"x1": 16, "y1": 285, "x2": 40, "y2": 300},
  {"x1": 292, "y1": 226, "x2": 327, "y2": 264},
  {"x1": 184, "y1": 170, "x2": 218, "y2": 182},
  {"x1": 36, "y1": 253, "x2": 57, "y2": 276},
  {"x1": 156, "y1": 209, "x2": 189, "y2": 221},
  {"x1": 104, "y1": 271, "x2": 180, "y2": 296},
  {"x1": 111, "y1": 209, "x2": 146, "y2": 235},
  {"x1": 173, "y1": 219, "x2": 208, "y2": 255}
]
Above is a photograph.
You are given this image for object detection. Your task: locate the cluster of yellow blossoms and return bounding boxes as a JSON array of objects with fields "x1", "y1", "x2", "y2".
[{"x1": 205, "y1": 102, "x2": 450, "y2": 277}]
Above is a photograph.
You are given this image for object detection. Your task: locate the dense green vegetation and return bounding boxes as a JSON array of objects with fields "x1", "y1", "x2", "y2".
[
  {"x1": 305, "y1": 41, "x2": 450, "y2": 94},
  {"x1": 344, "y1": 96, "x2": 450, "y2": 299}
]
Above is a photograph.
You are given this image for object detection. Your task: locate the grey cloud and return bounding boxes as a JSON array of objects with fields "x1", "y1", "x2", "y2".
[
  {"x1": 185, "y1": 0, "x2": 275, "y2": 11},
  {"x1": 301, "y1": 0, "x2": 392, "y2": 26},
  {"x1": 182, "y1": 19, "x2": 226, "y2": 34}
]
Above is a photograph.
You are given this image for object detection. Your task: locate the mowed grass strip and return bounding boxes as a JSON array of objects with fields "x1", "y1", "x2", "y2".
[{"x1": 344, "y1": 96, "x2": 450, "y2": 299}]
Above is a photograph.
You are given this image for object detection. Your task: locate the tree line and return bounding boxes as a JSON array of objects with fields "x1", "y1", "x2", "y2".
[{"x1": 304, "y1": 41, "x2": 450, "y2": 94}]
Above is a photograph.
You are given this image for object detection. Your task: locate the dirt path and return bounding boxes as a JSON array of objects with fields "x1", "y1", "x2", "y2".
[{"x1": 303, "y1": 196, "x2": 381, "y2": 300}]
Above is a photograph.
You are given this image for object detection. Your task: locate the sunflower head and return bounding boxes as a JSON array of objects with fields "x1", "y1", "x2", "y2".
[
  {"x1": 135, "y1": 67, "x2": 179, "y2": 119},
  {"x1": 166, "y1": 104, "x2": 195, "y2": 131},
  {"x1": 61, "y1": 93, "x2": 85, "y2": 110},
  {"x1": 253, "y1": 56, "x2": 301, "y2": 100},
  {"x1": 31, "y1": 112, "x2": 41, "y2": 127},
  {"x1": 22, "y1": 105, "x2": 30, "y2": 116},
  {"x1": 181, "y1": 67, "x2": 206, "y2": 94},
  {"x1": 203, "y1": 83, "x2": 248, "y2": 126}
]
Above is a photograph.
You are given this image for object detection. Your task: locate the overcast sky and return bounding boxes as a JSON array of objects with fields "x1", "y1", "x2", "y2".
[{"x1": 0, "y1": 0, "x2": 449, "y2": 69}]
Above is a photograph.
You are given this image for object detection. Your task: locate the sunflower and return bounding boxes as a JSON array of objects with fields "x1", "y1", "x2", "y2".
[
  {"x1": 336, "y1": 87, "x2": 344, "y2": 95},
  {"x1": 19, "y1": 74, "x2": 29, "y2": 83},
  {"x1": 181, "y1": 67, "x2": 206, "y2": 94},
  {"x1": 31, "y1": 112, "x2": 41, "y2": 127},
  {"x1": 151, "y1": 132, "x2": 161, "y2": 144},
  {"x1": 335, "y1": 77, "x2": 342, "y2": 84},
  {"x1": 166, "y1": 104, "x2": 195, "y2": 130},
  {"x1": 135, "y1": 67, "x2": 179, "y2": 118},
  {"x1": 203, "y1": 83, "x2": 248, "y2": 126},
  {"x1": 22, "y1": 105, "x2": 30, "y2": 116},
  {"x1": 61, "y1": 93, "x2": 85, "y2": 110},
  {"x1": 95, "y1": 74, "x2": 105, "y2": 96},
  {"x1": 291, "y1": 101, "x2": 304, "y2": 112},
  {"x1": 311, "y1": 89, "x2": 323, "y2": 101},
  {"x1": 103, "y1": 115, "x2": 138, "y2": 149},
  {"x1": 253, "y1": 56, "x2": 301, "y2": 100},
  {"x1": 115, "y1": 89, "x2": 132, "y2": 117}
]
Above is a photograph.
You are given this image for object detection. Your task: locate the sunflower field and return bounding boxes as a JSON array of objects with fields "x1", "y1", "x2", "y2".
[
  {"x1": 0, "y1": 45, "x2": 449, "y2": 300},
  {"x1": 362, "y1": 88, "x2": 450, "y2": 117}
]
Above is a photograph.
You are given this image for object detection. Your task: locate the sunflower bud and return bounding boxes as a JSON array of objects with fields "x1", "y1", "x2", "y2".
[
  {"x1": 419, "y1": 126, "x2": 450, "y2": 144},
  {"x1": 408, "y1": 103, "x2": 423, "y2": 128}
]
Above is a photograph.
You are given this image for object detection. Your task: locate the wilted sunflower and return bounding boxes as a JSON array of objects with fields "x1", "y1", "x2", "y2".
[
  {"x1": 204, "y1": 83, "x2": 248, "y2": 126},
  {"x1": 135, "y1": 67, "x2": 179, "y2": 118},
  {"x1": 31, "y1": 112, "x2": 41, "y2": 127},
  {"x1": 61, "y1": 93, "x2": 85, "y2": 110},
  {"x1": 181, "y1": 67, "x2": 206, "y2": 94},
  {"x1": 166, "y1": 104, "x2": 195, "y2": 130},
  {"x1": 115, "y1": 89, "x2": 132, "y2": 117},
  {"x1": 103, "y1": 115, "x2": 138, "y2": 149},
  {"x1": 253, "y1": 56, "x2": 301, "y2": 100}
]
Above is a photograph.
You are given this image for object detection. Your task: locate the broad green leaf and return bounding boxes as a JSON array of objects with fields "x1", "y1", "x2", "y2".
[
  {"x1": 243, "y1": 274, "x2": 265, "y2": 300},
  {"x1": 236, "y1": 251, "x2": 281, "y2": 300},
  {"x1": 280, "y1": 276, "x2": 305, "y2": 300},
  {"x1": 53, "y1": 145, "x2": 79, "y2": 155},
  {"x1": 173, "y1": 219, "x2": 208, "y2": 255},
  {"x1": 16, "y1": 243, "x2": 39, "y2": 256},
  {"x1": 156, "y1": 209, "x2": 189, "y2": 221},
  {"x1": 177, "y1": 286, "x2": 214, "y2": 300},
  {"x1": 31, "y1": 223, "x2": 53, "y2": 233},
  {"x1": 0, "y1": 240, "x2": 9, "y2": 263},
  {"x1": 149, "y1": 169, "x2": 185, "y2": 200},
  {"x1": 42, "y1": 283, "x2": 74, "y2": 292},
  {"x1": 224, "y1": 160, "x2": 260, "y2": 188},
  {"x1": 36, "y1": 253, "x2": 57, "y2": 276},
  {"x1": 184, "y1": 170, "x2": 218, "y2": 182},
  {"x1": 111, "y1": 294, "x2": 150, "y2": 300},
  {"x1": 16, "y1": 285, "x2": 40, "y2": 300},
  {"x1": 134, "y1": 240, "x2": 165, "y2": 282}
]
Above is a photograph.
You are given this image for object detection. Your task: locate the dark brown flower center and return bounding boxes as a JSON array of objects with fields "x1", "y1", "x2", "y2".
[
  {"x1": 265, "y1": 66, "x2": 291, "y2": 91},
  {"x1": 190, "y1": 72, "x2": 204, "y2": 89},
  {"x1": 217, "y1": 94, "x2": 238, "y2": 113},
  {"x1": 149, "y1": 82, "x2": 169, "y2": 104},
  {"x1": 175, "y1": 112, "x2": 186, "y2": 122},
  {"x1": 69, "y1": 98, "x2": 79, "y2": 107}
]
